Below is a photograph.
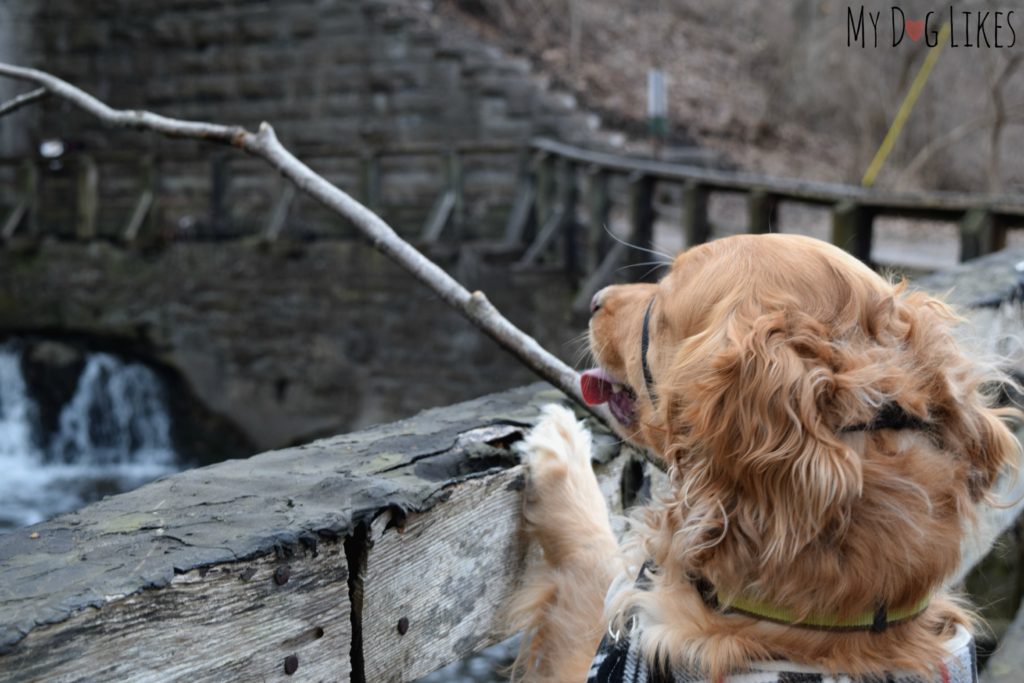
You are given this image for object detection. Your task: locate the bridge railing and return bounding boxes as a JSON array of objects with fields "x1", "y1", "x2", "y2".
[
  {"x1": 513, "y1": 138, "x2": 1024, "y2": 314},
  {"x1": 0, "y1": 141, "x2": 521, "y2": 244}
]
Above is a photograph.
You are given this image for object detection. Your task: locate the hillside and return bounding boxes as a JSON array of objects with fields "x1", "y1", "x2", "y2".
[{"x1": 436, "y1": 0, "x2": 1024, "y2": 195}]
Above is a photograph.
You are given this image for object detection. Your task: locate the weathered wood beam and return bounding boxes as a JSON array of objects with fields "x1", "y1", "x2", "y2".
[
  {"x1": 627, "y1": 173, "x2": 657, "y2": 280},
  {"x1": 445, "y1": 148, "x2": 464, "y2": 236},
  {"x1": 682, "y1": 180, "x2": 710, "y2": 248},
  {"x1": 584, "y1": 166, "x2": 612, "y2": 272},
  {"x1": 262, "y1": 184, "x2": 297, "y2": 242},
  {"x1": 502, "y1": 178, "x2": 536, "y2": 247},
  {"x1": 4, "y1": 547, "x2": 352, "y2": 681},
  {"x1": 123, "y1": 155, "x2": 156, "y2": 243},
  {"x1": 75, "y1": 154, "x2": 98, "y2": 240},
  {"x1": 747, "y1": 189, "x2": 778, "y2": 235},
  {"x1": 361, "y1": 467, "x2": 526, "y2": 681},
  {"x1": 560, "y1": 160, "x2": 580, "y2": 280},
  {"x1": 1, "y1": 158, "x2": 37, "y2": 240},
  {"x1": 530, "y1": 137, "x2": 1024, "y2": 220},
  {"x1": 0, "y1": 201, "x2": 26, "y2": 240},
  {"x1": 518, "y1": 159, "x2": 577, "y2": 268},
  {"x1": 831, "y1": 200, "x2": 874, "y2": 263},
  {"x1": 517, "y1": 204, "x2": 565, "y2": 267},
  {"x1": 960, "y1": 208, "x2": 1005, "y2": 262},
  {"x1": 534, "y1": 151, "x2": 557, "y2": 232},
  {"x1": 0, "y1": 384, "x2": 633, "y2": 683},
  {"x1": 420, "y1": 189, "x2": 456, "y2": 244}
]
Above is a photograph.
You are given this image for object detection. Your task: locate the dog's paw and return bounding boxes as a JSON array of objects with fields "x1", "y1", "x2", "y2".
[
  {"x1": 519, "y1": 403, "x2": 594, "y2": 483},
  {"x1": 517, "y1": 403, "x2": 614, "y2": 563}
]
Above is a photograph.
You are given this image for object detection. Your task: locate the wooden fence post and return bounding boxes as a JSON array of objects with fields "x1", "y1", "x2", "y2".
[
  {"x1": 75, "y1": 154, "x2": 98, "y2": 240},
  {"x1": 535, "y1": 151, "x2": 557, "y2": 230},
  {"x1": 445, "y1": 147, "x2": 464, "y2": 237},
  {"x1": 682, "y1": 180, "x2": 710, "y2": 247},
  {"x1": 960, "y1": 208, "x2": 1001, "y2": 262},
  {"x1": 560, "y1": 160, "x2": 580, "y2": 280},
  {"x1": 628, "y1": 173, "x2": 656, "y2": 281},
  {"x1": 22, "y1": 158, "x2": 39, "y2": 237},
  {"x1": 747, "y1": 189, "x2": 777, "y2": 234},
  {"x1": 831, "y1": 201, "x2": 873, "y2": 263},
  {"x1": 123, "y1": 154, "x2": 156, "y2": 243},
  {"x1": 584, "y1": 165, "x2": 611, "y2": 274},
  {"x1": 1, "y1": 159, "x2": 38, "y2": 240},
  {"x1": 502, "y1": 148, "x2": 537, "y2": 246}
]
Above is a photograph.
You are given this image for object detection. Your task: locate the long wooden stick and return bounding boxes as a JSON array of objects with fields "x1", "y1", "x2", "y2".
[{"x1": 0, "y1": 62, "x2": 615, "y2": 427}]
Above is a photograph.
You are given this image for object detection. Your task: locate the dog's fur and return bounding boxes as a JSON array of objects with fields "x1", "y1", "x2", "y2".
[{"x1": 509, "y1": 234, "x2": 1020, "y2": 682}]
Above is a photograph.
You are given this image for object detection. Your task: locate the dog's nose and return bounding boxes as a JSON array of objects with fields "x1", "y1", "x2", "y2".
[{"x1": 590, "y1": 288, "x2": 607, "y2": 314}]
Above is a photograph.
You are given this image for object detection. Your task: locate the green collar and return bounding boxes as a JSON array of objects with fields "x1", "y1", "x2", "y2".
[{"x1": 693, "y1": 574, "x2": 931, "y2": 632}]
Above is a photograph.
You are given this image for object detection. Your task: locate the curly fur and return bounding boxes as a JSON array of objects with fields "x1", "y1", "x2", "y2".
[{"x1": 509, "y1": 234, "x2": 1020, "y2": 682}]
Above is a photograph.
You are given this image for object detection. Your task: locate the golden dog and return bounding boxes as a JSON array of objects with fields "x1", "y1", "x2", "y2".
[{"x1": 510, "y1": 234, "x2": 1019, "y2": 682}]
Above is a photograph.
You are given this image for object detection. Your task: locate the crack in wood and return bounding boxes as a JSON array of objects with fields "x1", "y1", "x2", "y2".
[{"x1": 344, "y1": 522, "x2": 371, "y2": 683}]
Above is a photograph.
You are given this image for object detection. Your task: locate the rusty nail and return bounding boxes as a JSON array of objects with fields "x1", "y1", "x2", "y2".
[
  {"x1": 274, "y1": 565, "x2": 290, "y2": 586},
  {"x1": 283, "y1": 654, "x2": 299, "y2": 675},
  {"x1": 397, "y1": 616, "x2": 409, "y2": 635}
]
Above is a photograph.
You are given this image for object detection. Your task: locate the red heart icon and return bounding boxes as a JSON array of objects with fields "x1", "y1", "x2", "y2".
[{"x1": 906, "y1": 19, "x2": 924, "y2": 42}]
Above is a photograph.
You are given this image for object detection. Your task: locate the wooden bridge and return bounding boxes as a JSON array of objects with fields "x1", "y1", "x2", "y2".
[
  {"x1": 507, "y1": 139, "x2": 1024, "y2": 313},
  {"x1": 5, "y1": 137, "x2": 1024, "y2": 298}
]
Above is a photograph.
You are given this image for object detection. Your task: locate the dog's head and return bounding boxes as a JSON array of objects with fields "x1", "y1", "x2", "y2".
[{"x1": 584, "y1": 234, "x2": 1018, "y2": 602}]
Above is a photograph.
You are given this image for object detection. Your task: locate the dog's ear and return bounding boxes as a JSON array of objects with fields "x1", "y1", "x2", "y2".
[
  {"x1": 893, "y1": 291, "x2": 1022, "y2": 502},
  {"x1": 663, "y1": 308, "x2": 863, "y2": 562}
]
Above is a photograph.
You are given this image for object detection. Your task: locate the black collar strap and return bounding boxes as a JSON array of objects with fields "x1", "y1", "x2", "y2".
[
  {"x1": 841, "y1": 402, "x2": 930, "y2": 433},
  {"x1": 641, "y1": 297, "x2": 657, "y2": 405}
]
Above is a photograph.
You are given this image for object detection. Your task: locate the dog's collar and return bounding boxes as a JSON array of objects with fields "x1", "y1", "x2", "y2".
[
  {"x1": 640, "y1": 297, "x2": 657, "y2": 405},
  {"x1": 841, "y1": 401, "x2": 931, "y2": 433},
  {"x1": 690, "y1": 572, "x2": 931, "y2": 632}
]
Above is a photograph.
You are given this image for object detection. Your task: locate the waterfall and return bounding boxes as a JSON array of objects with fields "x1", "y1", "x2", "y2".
[
  {"x1": 0, "y1": 345, "x2": 179, "y2": 530},
  {"x1": 49, "y1": 354, "x2": 176, "y2": 466},
  {"x1": 0, "y1": 346, "x2": 40, "y2": 469}
]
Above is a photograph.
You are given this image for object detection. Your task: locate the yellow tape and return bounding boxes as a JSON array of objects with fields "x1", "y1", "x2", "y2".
[{"x1": 862, "y1": 22, "x2": 951, "y2": 188}]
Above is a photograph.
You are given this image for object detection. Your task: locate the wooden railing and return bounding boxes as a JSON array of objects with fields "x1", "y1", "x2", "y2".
[
  {"x1": 509, "y1": 138, "x2": 1024, "y2": 313},
  {"x1": 0, "y1": 141, "x2": 521, "y2": 244},
  {"x1": 6, "y1": 135, "x2": 1024, "y2": 306}
]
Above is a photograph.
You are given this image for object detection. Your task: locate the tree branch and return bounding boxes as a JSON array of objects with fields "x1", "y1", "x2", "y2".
[
  {"x1": 0, "y1": 86, "x2": 47, "y2": 118},
  {"x1": 0, "y1": 62, "x2": 625, "y2": 439}
]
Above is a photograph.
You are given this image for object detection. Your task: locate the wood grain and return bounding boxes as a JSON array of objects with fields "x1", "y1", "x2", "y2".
[
  {"x1": 3, "y1": 546, "x2": 351, "y2": 682},
  {"x1": 361, "y1": 469, "x2": 527, "y2": 682}
]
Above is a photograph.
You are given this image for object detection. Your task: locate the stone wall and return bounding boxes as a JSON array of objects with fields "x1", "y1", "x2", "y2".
[
  {"x1": 0, "y1": 0, "x2": 609, "y2": 239},
  {"x1": 0, "y1": 239, "x2": 580, "y2": 451}
]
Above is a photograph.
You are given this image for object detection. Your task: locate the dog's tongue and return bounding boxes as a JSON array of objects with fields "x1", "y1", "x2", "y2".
[{"x1": 581, "y1": 368, "x2": 616, "y2": 406}]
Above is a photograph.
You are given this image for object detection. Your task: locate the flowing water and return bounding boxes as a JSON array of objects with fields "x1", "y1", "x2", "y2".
[{"x1": 0, "y1": 344, "x2": 180, "y2": 530}]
